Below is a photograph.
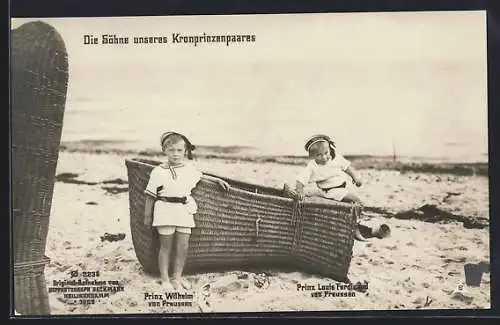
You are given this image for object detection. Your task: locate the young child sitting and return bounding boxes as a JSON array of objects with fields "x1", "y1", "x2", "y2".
[
  {"x1": 143, "y1": 131, "x2": 229, "y2": 291},
  {"x1": 287, "y1": 134, "x2": 367, "y2": 241}
]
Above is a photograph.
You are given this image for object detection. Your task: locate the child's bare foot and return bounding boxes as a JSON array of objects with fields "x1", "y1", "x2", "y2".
[
  {"x1": 172, "y1": 277, "x2": 192, "y2": 291},
  {"x1": 161, "y1": 279, "x2": 174, "y2": 291},
  {"x1": 354, "y1": 225, "x2": 366, "y2": 241}
]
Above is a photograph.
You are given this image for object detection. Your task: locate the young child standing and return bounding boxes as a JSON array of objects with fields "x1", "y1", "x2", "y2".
[
  {"x1": 143, "y1": 131, "x2": 229, "y2": 291},
  {"x1": 290, "y1": 134, "x2": 366, "y2": 240}
]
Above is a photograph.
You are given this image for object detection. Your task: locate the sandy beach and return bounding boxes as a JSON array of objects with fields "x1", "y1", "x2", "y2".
[
  {"x1": 11, "y1": 12, "x2": 489, "y2": 315},
  {"x1": 43, "y1": 149, "x2": 490, "y2": 314}
]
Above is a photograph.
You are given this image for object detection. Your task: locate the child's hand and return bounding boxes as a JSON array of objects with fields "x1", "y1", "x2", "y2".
[
  {"x1": 293, "y1": 190, "x2": 305, "y2": 201},
  {"x1": 218, "y1": 179, "x2": 230, "y2": 192},
  {"x1": 294, "y1": 181, "x2": 305, "y2": 201}
]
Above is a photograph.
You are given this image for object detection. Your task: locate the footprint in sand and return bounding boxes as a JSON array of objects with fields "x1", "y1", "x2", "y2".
[
  {"x1": 409, "y1": 264, "x2": 425, "y2": 271},
  {"x1": 450, "y1": 291, "x2": 474, "y2": 304},
  {"x1": 196, "y1": 274, "x2": 260, "y2": 312},
  {"x1": 412, "y1": 296, "x2": 433, "y2": 308},
  {"x1": 443, "y1": 257, "x2": 467, "y2": 264},
  {"x1": 473, "y1": 237, "x2": 484, "y2": 245},
  {"x1": 393, "y1": 304, "x2": 407, "y2": 309},
  {"x1": 54, "y1": 264, "x2": 71, "y2": 273},
  {"x1": 212, "y1": 281, "x2": 248, "y2": 298},
  {"x1": 439, "y1": 226, "x2": 450, "y2": 233},
  {"x1": 118, "y1": 257, "x2": 136, "y2": 263}
]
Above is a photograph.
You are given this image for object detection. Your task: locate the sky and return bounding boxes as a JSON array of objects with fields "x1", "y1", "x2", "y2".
[{"x1": 11, "y1": 11, "x2": 488, "y2": 159}]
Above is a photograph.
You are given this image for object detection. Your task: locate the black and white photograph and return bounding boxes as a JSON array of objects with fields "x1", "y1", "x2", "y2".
[{"x1": 11, "y1": 11, "x2": 490, "y2": 315}]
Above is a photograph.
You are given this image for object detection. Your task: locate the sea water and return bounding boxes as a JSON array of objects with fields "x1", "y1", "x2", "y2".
[{"x1": 60, "y1": 60, "x2": 488, "y2": 163}]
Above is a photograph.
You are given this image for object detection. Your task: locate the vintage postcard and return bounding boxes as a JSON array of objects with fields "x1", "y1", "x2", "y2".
[{"x1": 11, "y1": 11, "x2": 489, "y2": 315}]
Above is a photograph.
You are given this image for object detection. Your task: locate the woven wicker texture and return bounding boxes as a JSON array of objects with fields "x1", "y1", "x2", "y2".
[
  {"x1": 11, "y1": 21, "x2": 69, "y2": 315},
  {"x1": 13, "y1": 257, "x2": 51, "y2": 315},
  {"x1": 126, "y1": 158, "x2": 356, "y2": 282}
]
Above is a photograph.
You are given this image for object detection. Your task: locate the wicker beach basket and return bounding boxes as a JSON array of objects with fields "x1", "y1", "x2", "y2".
[
  {"x1": 11, "y1": 21, "x2": 69, "y2": 315},
  {"x1": 126, "y1": 158, "x2": 357, "y2": 282}
]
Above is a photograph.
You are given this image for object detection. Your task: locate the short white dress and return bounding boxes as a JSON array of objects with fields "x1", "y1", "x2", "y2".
[
  {"x1": 144, "y1": 162, "x2": 203, "y2": 228},
  {"x1": 296, "y1": 154, "x2": 351, "y2": 201}
]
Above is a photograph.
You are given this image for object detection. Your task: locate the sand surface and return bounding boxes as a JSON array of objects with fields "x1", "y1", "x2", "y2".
[{"x1": 44, "y1": 151, "x2": 490, "y2": 314}]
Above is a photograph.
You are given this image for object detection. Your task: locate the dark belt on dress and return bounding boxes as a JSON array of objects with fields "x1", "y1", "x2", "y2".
[
  {"x1": 322, "y1": 182, "x2": 347, "y2": 192},
  {"x1": 157, "y1": 196, "x2": 187, "y2": 204}
]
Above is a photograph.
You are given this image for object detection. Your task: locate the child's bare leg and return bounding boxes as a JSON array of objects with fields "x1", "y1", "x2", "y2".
[
  {"x1": 158, "y1": 233, "x2": 174, "y2": 289},
  {"x1": 171, "y1": 231, "x2": 192, "y2": 290},
  {"x1": 342, "y1": 192, "x2": 363, "y2": 205},
  {"x1": 341, "y1": 193, "x2": 366, "y2": 241},
  {"x1": 303, "y1": 186, "x2": 325, "y2": 198}
]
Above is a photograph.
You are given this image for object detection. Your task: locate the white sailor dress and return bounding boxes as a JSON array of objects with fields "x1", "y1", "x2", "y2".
[
  {"x1": 296, "y1": 154, "x2": 351, "y2": 201},
  {"x1": 144, "y1": 163, "x2": 203, "y2": 228}
]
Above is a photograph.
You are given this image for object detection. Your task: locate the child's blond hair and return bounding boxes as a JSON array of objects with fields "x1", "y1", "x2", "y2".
[{"x1": 160, "y1": 132, "x2": 195, "y2": 160}]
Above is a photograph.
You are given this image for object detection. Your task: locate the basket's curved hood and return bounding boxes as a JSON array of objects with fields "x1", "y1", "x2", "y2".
[{"x1": 11, "y1": 20, "x2": 69, "y2": 315}]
